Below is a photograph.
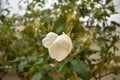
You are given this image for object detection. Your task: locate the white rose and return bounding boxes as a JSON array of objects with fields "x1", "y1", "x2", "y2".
[{"x1": 42, "y1": 32, "x2": 72, "y2": 61}]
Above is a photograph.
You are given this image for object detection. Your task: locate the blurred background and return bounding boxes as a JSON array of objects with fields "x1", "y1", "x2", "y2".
[{"x1": 0, "y1": 0, "x2": 120, "y2": 80}]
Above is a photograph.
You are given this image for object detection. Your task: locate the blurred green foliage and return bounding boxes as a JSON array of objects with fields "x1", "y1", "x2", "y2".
[{"x1": 0, "y1": 0, "x2": 120, "y2": 80}]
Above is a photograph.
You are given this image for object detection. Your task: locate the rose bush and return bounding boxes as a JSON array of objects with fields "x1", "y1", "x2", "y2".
[{"x1": 0, "y1": 0, "x2": 120, "y2": 80}]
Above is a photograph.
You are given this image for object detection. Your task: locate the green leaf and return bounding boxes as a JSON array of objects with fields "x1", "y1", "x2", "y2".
[
  {"x1": 113, "y1": 67, "x2": 120, "y2": 75},
  {"x1": 71, "y1": 59, "x2": 90, "y2": 80},
  {"x1": 43, "y1": 64, "x2": 52, "y2": 72},
  {"x1": 53, "y1": 16, "x2": 66, "y2": 34},
  {"x1": 104, "y1": 26, "x2": 116, "y2": 32},
  {"x1": 56, "y1": 57, "x2": 71, "y2": 72},
  {"x1": 35, "y1": 58, "x2": 44, "y2": 65},
  {"x1": 107, "y1": 6, "x2": 115, "y2": 12},
  {"x1": 79, "y1": 47, "x2": 97, "y2": 61},
  {"x1": 18, "y1": 61, "x2": 27, "y2": 71},
  {"x1": 45, "y1": 76, "x2": 53, "y2": 80},
  {"x1": 31, "y1": 73, "x2": 42, "y2": 80},
  {"x1": 112, "y1": 77, "x2": 116, "y2": 80},
  {"x1": 114, "y1": 56, "x2": 120, "y2": 63},
  {"x1": 103, "y1": 11, "x2": 110, "y2": 17},
  {"x1": 23, "y1": 26, "x2": 34, "y2": 37},
  {"x1": 1, "y1": 23, "x2": 9, "y2": 33},
  {"x1": 106, "y1": 0, "x2": 111, "y2": 4},
  {"x1": 111, "y1": 21, "x2": 120, "y2": 26},
  {"x1": 90, "y1": 3, "x2": 94, "y2": 9}
]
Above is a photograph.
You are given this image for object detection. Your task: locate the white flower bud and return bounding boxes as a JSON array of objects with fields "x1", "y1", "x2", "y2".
[
  {"x1": 15, "y1": 26, "x2": 25, "y2": 32},
  {"x1": 42, "y1": 32, "x2": 72, "y2": 61}
]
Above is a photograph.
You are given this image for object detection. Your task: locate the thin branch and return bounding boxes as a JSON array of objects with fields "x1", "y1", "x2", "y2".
[{"x1": 96, "y1": 71, "x2": 113, "y2": 79}]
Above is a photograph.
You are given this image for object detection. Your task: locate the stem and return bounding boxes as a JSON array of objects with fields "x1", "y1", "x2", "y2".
[
  {"x1": 98, "y1": 68, "x2": 101, "y2": 80},
  {"x1": 96, "y1": 71, "x2": 113, "y2": 79}
]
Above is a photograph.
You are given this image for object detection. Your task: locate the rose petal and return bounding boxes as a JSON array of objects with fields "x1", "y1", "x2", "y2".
[
  {"x1": 53, "y1": 32, "x2": 72, "y2": 53},
  {"x1": 49, "y1": 43, "x2": 69, "y2": 61},
  {"x1": 42, "y1": 32, "x2": 58, "y2": 48}
]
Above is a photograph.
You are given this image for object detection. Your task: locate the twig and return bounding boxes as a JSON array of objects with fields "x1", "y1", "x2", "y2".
[{"x1": 96, "y1": 71, "x2": 113, "y2": 79}]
